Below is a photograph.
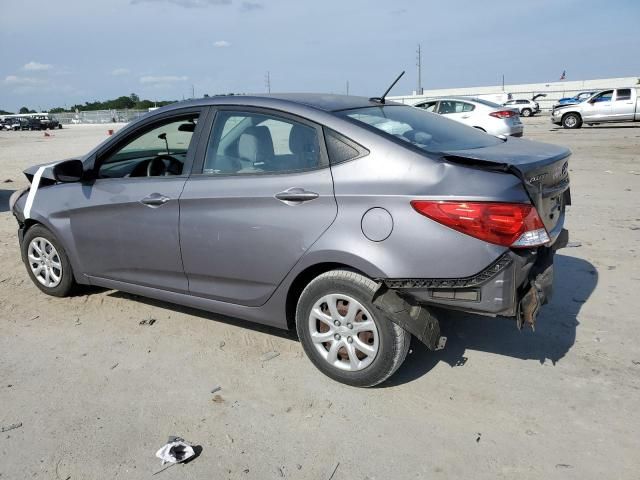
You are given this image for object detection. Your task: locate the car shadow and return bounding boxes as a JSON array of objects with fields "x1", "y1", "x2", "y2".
[
  {"x1": 0, "y1": 189, "x2": 14, "y2": 213},
  {"x1": 107, "y1": 291, "x2": 297, "y2": 341},
  {"x1": 383, "y1": 254, "x2": 596, "y2": 387}
]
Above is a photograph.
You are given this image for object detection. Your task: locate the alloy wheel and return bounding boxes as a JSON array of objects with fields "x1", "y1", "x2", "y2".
[
  {"x1": 27, "y1": 237, "x2": 63, "y2": 288},
  {"x1": 308, "y1": 293, "x2": 379, "y2": 371}
]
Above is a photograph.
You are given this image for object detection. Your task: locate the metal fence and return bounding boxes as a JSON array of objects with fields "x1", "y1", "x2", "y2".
[{"x1": 52, "y1": 109, "x2": 150, "y2": 125}]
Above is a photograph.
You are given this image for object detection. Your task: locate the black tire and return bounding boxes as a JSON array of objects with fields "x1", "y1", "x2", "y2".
[
  {"x1": 562, "y1": 113, "x2": 582, "y2": 129},
  {"x1": 295, "y1": 270, "x2": 411, "y2": 387},
  {"x1": 22, "y1": 224, "x2": 76, "y2": 297},
  {"x1": 521, "y1": 108, "x2": 532, "y2": 117}
]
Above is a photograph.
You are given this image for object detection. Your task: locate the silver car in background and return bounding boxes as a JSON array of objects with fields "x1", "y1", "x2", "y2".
[{"x1": 411, "y1": 97, "x2": 524, "y2": 137}]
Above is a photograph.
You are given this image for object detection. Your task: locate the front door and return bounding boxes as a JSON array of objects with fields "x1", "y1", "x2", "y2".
[
  {"x1": 180, "y1": 108, "x2": 337, "y2": 306},
  {"x1": 582, "y1": 90, "x2": 613, "y2": 121},
  {"x1": 69, "y1": 110, "x2": 204, "y2": 293}
]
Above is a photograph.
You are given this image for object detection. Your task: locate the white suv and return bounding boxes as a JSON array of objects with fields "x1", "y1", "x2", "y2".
[{"x1": 503, "y1": 99, "x2": 540, "y2": 117}]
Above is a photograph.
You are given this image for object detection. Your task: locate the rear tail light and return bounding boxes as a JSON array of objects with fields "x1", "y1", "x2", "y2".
[
  {"x1": 489, "y1": 110, "x2": 518, "y2": 119},
  {"x1": 411, "y1": 201, "x2": 550, "y2": 248}
]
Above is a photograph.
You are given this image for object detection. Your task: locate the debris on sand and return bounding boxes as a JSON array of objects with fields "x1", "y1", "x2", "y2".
[
  {"x1": 210, "y1": 385, "x2": 222, "y2": 394},
  {"x1": 110, "y1": 363, "x2": 119, "y2": 370},
  {"x1": 140, "y1": 318, "x2": 156, "y2": 326},
  {"x1": 1, "y1": 422, "x2": 22, "y2": 432},
  {"x1": 260, "y1": 351, "x2": 280, "y2": 362},
  {"x1": 566, "y1": 241, "x2": 582, "y2": 248},
  {"x1": 154, "y1": 436, "x2": 198, "y2": 474},
  {"x1": 328, "y1": 462, "x2": 340, "y2": 479},
  {"x1": 476, "y1": 433, "x2": 482, "y2": 443}
]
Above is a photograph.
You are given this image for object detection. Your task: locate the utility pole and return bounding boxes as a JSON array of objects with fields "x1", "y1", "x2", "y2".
[
  {"x1": 192, "y1": 84, "x2": 195, "y2": 98},
  {"x1": 265, "y1": 71, "x2": 271, "y2": 93},
  {"x1": 416, "y1": 43, "x2": 423, "y2": 95},
  {"x1": 346, "y1": 80, "x2": 349, "y2": 95},
  {"x1": 502, "y1": 74, "x2": 505, "y2": 91}
]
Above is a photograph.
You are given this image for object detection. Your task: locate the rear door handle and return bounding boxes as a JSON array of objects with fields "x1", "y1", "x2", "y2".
[
  {"x1": 141, "y1": 193, "x2": 170, "y2": 207},
  {"x1": 275, "y1": 188, "x2": 319, "y2": 203}
]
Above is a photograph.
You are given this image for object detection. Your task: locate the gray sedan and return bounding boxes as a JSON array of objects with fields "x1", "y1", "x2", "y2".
[{"x1": 10, "y1": 94, "x2": 571, "y2": 386}]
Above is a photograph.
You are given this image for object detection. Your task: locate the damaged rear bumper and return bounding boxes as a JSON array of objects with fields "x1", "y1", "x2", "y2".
[{"x1": 373, "y1": 229, "x2": 568, "y2": 347}]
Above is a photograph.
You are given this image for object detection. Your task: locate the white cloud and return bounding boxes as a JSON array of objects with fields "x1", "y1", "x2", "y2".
[
  {"x1": 111, "y1": 68, "x2": 130, "y2": 76},
  {"x1": 213, "y1": 40, "x2": 231, "y2": 48},
  {"x1": 4, "y1": 75, "x2": 47, "y2": 86},
  {"x1": 139, "y1": 75, "x2": 189, "y2": 84},
  {"x1": 23, "y1": 61, "x2": 53, "y2": 71}
]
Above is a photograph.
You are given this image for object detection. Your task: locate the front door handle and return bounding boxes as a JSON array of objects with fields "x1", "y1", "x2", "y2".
[
  {"x1": 141, "y1": 193, "x2": 170, "y2": 207},
  {"x1": 275, "y1": 188, "x2": 319, "y2": 203}
]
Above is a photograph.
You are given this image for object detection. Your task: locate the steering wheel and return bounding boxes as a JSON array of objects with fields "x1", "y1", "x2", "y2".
[{"x1": 146, "y1": 154, "x2": 183, "y2": 177}]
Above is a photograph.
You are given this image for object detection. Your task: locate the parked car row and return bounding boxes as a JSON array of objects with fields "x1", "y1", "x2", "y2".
[
  {"x1": 412, "y1": 97, "x2": 524, "y2": 137},
  {"x1": 551, "y1": 87, "x2": 640, "y2": 129},
  {"x1": 0, "y1": 115, "x2": 62, "y2": 131}
]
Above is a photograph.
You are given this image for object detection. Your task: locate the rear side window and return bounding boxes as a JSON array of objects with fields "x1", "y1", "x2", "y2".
[
  {"x1": 204, "y1": 110, "x2": 326, "y2": 175},
  {"x1": 616, "y1": 89, "x2": 632, "y2": 101},
  {"x1": 338, "y1": 105, "x2": 502, "y2": 153},
  {"x1": 324, "y1": 129, "x2": 367, "y2": 164}
]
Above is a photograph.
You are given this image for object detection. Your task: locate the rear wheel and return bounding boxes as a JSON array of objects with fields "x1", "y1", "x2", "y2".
[
  {"x1": 22, "y1": 225, "x2": 76, "y2": 297},
  {"x1": 562, "y1": 113, "x2": 582, "y2": 129},
  {"x1": 296, "y1": 270, "x2": 411, "y2": 387},
  {"x1": 521, "y1": 108, "x2": 532, "y2": 117}
]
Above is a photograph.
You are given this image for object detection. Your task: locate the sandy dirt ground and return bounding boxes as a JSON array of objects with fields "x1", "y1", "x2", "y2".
[{"x1": 1, "y1": 118, "x2": 639, "y2": 479}]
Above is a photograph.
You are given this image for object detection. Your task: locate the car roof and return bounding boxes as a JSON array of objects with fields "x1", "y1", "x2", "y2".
[{"x1": 154, "y1": 93, "x2": 402, "y2": 114}]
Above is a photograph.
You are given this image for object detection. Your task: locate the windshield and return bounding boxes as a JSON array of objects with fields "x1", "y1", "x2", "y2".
[{"x1": 337, "y1": 105, "x2": 502, "y2": 152}]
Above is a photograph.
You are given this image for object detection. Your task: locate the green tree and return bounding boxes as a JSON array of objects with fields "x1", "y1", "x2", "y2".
[{"x1": 19, "y1": 106, "x2": 30, "y2": 114}]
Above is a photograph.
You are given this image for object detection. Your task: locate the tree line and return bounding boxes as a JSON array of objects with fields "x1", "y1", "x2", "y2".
[{"x1": 4, "y1": 93, "x2": 176, "y2": 115}]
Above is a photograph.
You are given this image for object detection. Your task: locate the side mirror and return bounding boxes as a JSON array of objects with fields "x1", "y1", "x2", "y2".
[{"x1": 53, "y1": 159, "x2": 84, "y2": 183}]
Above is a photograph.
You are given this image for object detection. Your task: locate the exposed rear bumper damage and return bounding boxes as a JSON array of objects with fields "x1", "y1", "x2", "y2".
[{"x1": 373, "y1": 229, "x2": 569, "y2": 348}]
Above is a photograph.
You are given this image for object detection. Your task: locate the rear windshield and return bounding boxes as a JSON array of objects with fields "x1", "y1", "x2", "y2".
[{"x1": 337, "y1": 105, "x2": 502, "y2": 152}]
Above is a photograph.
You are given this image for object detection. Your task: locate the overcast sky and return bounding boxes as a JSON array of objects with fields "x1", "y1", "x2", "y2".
[{"x1": 1, "y1": 0, "x2": 639, "y2": 112}]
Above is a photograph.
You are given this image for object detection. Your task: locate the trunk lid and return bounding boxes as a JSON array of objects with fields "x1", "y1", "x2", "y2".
[{"x1": 442, "y1": 138, "x2": 571, "y2": 234}]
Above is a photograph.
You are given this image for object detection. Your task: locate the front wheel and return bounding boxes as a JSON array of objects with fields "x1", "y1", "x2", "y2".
[
  {"x1": 22, "y1": 225, "x2": 76, "y2": 297},
  {"x1": 562, "y1": 113, "x2": 582, "y2": 129},
  {"x1": 521, "y1": 108, "x2": 532, "y2": 117},
  {"x1": 296, "y1": 270, "x2": 411, "y2": 387}
]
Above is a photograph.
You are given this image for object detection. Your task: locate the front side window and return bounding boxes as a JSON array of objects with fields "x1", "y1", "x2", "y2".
[
  {"x1": 616, "y1": 89, "x2": 632, "y2": 101},
  {"x1": 592, "y1": 90, "x2": 613, "y2": 102},
  {"x1": 417, "y1": 101, "x2": 437, "y2": 112},
  {"x1": 204, "y1": 111, "x2": 324, "y2": 175},
  {"x1": 338, "y1": 105, "x2": 502, "y2": 153},
  {"x1": 98, "y1": 115, "x2": 199, "y2": 178}
]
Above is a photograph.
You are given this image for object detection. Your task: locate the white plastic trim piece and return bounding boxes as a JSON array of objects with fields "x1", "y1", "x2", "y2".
[{"x1": 23, "y1": 162, "x2": 58, "y2": 219}]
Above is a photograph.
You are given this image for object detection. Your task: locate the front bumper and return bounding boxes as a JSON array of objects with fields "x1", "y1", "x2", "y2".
[{"x1": 379, "y1": 229, "x2": 568, "y2": 321}]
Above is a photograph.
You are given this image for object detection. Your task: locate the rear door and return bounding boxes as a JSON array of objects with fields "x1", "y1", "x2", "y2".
[
  {"x1": 611, "y1": 88, "x2": 635, "y2": 121},
  {"x1": 437, "y1": 100, "x2": 475, "y2": 126},
  {"x1": 179, "y1": 107, "x2": 337, "y2": 306}
]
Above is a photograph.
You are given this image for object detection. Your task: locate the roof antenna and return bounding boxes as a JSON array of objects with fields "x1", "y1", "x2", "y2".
[{"x1": 370, "y1": 71, "x2": 405, "y2": 104}]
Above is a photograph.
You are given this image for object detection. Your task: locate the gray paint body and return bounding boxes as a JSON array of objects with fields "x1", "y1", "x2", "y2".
[{"x1": 13, "y1": 94, "x2": 570, "y2": 329}]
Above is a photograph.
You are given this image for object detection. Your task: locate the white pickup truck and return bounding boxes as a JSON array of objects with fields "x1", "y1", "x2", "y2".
[{"x1": 551, "y1": 87, "x2": 640, "y2": 128}]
